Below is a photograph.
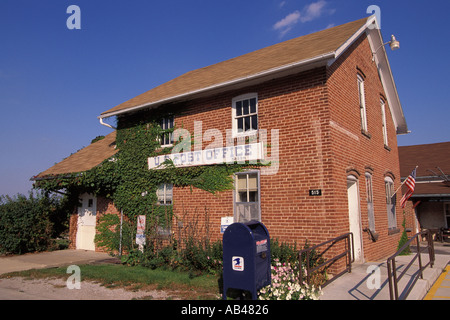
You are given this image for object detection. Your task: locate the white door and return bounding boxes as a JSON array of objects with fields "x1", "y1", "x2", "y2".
[
  {"x1": 347, "y1": 177, "x2": 363, "y2": 263},
  {"x1": 76, "y1": 193, "x2": 97, "y2": 251}
]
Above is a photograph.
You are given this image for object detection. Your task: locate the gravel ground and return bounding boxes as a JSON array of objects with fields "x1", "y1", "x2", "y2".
[{"x1": 0, "y1": 276, "x2": 172, "y2": 300}]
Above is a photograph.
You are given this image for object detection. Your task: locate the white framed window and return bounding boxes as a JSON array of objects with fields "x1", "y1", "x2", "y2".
[
  {"x1": 156, "y1": 183, "x2": 173, "y2": 205},
  {"x1": 365, "y1": 173, "x2": 375, "y2": 232},
  {"x1": 159, "y1": 117, "x2": 174, "y2": 147},
  {"x1": 381, "y1": 99, "x2": 388, "y2": 146},
  {"x1": 232, "y1": 93, "x2": 258, "y2": 137},
  {"x1": 357, "y1": 75, "x2": 368, "y2": 133},
  {"x1": 385, "y1": 177, "x2": 397, "y2": 230},
  {"x1": 234, "y1": 171, "x2": 261, "y2": 223}
]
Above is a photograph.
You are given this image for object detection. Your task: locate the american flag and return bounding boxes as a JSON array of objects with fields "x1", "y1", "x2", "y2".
[{"x1": 400, "y1": 168, "x2": 417, "y2": 208}]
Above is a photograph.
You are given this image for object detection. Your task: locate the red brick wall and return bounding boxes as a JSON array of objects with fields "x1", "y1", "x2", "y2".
[
  {"x1": 95, "y1": 196, "x2": 122, "y2": 253},
  {"x1": 167, "y1": 33, "x2": 403, "y2": 264},
  {"x1": 327, "y1": 33, "x2": 403, "y2": 261},
  {"x1": 68, "y1": 209, "x2": 77, "y2": 250}
]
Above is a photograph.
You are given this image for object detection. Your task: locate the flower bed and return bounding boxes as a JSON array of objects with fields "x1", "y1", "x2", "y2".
[{"x1": 258, "y1": 259, "x2": 322, "y2": 300}]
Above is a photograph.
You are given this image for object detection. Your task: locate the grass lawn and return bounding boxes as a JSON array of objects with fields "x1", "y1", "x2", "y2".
[{"x1": 2, "y1": 264, "x2": 222, "y2": 300}]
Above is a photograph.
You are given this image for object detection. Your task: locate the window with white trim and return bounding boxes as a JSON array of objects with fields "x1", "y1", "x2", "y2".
[
  {"x1": 357, "y1": 75, "x2": 368, "y2": 133},
  {"x1": 381, "y1": 99, "x2": 388, "y2": 146},
  {"x1": 365, "y1": 173, "x2": 375, "y2": 232},
  {"x1": 156, "y1": 183, "x2": 173, "y2": 205},
  {"x1": 385, "y1": 177, "x2": 397, "y2": 230},
  {"x1": 234, "y1": 171, "x2": 260, "y2": 223},
  {"x1": 159, "y1": 117, "x2": 174, "y2": 147},
  {"x1": 232, "y1": 93, "x2": 258, "y2": 137}
]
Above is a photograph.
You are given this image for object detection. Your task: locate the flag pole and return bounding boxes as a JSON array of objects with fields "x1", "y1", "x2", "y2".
[{"x1": 392, "y1": 165, "x2": 418, "y2": 197}]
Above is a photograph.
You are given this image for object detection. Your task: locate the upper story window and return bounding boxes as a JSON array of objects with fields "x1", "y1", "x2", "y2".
[
  {"x1": 232, "y1": 93, "x2": 258, "y2": 137},
  {"x1": 159, "y1": 117, "x2": 174, "y2": 147},
  {"x1": 357, "y1": 75, "x2": 368, "y2": 133},
  {"x1": 380, "y1": 99, "x2": 388, "y2": 147}
]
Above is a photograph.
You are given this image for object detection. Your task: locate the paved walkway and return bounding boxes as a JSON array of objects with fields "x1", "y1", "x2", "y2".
[
  {"x1": 321, "y1": 242, "x2": 450, "y2": 300},
  {"x1": 424, "y1": 264, "x2": 450, "y2": 300},
  {"x1": 0, "y1": 250, "x2": 115, "y2": 275}
]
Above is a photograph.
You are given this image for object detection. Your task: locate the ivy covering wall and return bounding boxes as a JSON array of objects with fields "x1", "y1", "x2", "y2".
[{"x1": 33, "y1": 107, "x2": 254, "y2": 224}]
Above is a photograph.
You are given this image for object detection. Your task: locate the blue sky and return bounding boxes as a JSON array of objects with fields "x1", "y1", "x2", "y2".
[{"x1": 1, "y1": 0, "x2": 449, "y2": 196}]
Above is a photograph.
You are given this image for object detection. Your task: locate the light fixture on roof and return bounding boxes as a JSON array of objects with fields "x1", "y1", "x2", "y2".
[{"x1": 372, "y1": 34, "x2": 400, "y2": 61}]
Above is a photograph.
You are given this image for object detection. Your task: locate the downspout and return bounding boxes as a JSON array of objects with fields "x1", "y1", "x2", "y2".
[
  {"x1": 119, "y1": 210, "x2": 123, "y2": 258},
  {"x1": 99, "y1": 117, "x2": 117, "y2": 130}
]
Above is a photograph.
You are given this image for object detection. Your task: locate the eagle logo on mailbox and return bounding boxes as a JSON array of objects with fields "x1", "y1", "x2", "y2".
[{"x1": 232, "y1": 256, "x2": 244, "y2": 271}]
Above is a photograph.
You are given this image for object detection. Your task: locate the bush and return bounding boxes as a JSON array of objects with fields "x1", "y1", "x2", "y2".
[
  {"x1": 0, "y1": 193, "x2": 56, "y2": 254},
  {"x1": 397, "y1": 214, "x2": 411, "y2": 256},
  {"x1": 182, "y1": 237, "x2": 222, "y2": 274}
]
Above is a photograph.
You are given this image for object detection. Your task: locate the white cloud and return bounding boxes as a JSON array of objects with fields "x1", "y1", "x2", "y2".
[
  {"x1": 300, "y1": 0, "x2": 327, "y2": 22},
  {"x1": 273, "y1": 10, "x2": 301, "y2": 31},
  {"x1": 273, "y1": 0, "x2": 334, "y2": 37}
]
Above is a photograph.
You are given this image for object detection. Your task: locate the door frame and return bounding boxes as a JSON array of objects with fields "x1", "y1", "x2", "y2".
[
  {"x1": 347, "y1": 175, "x2": 364, "y2": 263},
  {"x1": 76, "y1": 193, "x2": 97, "y2": 251}
]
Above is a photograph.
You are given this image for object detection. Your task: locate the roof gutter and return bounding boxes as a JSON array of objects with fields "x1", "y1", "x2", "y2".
[
  {"x1": 98, "y1": 52, "x2": 336, "y2": 120},
  {"x1": 99, "y1": 117, "x2": 117, "y2": 130}
]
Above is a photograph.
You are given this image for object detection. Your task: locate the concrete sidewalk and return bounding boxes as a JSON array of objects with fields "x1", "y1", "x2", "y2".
[
  {"x1": 320, "y1": 244, "x2": 450, "y2": 300},
  {"x1": 0, "y1": 250, "x2": 115, "y2": 275}
]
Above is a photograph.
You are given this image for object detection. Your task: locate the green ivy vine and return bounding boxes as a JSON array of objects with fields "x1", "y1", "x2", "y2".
[{"x1": 33, "y1": 107, "x2": 260, "y2": 223}]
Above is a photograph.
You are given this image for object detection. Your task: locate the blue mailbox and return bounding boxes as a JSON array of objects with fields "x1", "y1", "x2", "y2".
[{"x1": 222, "y1": 221, "x2": 271, "y2": 300}]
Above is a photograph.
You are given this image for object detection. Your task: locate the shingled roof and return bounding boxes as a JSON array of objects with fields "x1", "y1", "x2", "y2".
[
  {"x1": 399, "y1": 142, "x2": 450, "y2": 196},
  {"x1": 32, "y1": 132, "x2": 117, "y2": 180},
  {"x1": 100, "y1": 17, "x2": 369, "y2": 118}
]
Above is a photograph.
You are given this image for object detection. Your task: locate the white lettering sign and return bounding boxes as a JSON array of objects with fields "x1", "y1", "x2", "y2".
[{"x1": 148, "y1": 142, "x2": 264, "y2": 169}]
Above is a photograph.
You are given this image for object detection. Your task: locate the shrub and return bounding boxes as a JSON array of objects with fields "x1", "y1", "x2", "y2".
[
  {"x1": 397, "y1": 214, "x2": 411, "y2": 256},
  {"x1": 182, "y1": 237, "x2": 222, "y2": 274},
  {"x1": 0, "y1": 193, "x2": 55, "y2": 254}
]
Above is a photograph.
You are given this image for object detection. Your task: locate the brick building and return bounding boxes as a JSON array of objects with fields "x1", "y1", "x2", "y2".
[
  {"x1": 399, "y1": 142, "x2": 450, "y2": 241},
  {"x1": 33, "y1": 16, "x2": 408, "y2": 265}
]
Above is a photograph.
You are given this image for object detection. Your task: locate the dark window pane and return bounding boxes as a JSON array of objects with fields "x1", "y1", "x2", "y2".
[
  {"x1": 244, "y1": 116, "x2": 250, "y2": 132},
  {"x1": 251, "y1": 115, "x2": 258, "y2": 130},
  {"x1": 250, "y1": 98, "x2": 257, "y2": 114},
  {"x1": 237, "y1": 118, "x2": 244, "y2": 133},
  {"x1": 248, "y1": 191, "x2": 258, "y2": 202},
  {"x1": 236, "y1": 101, "x2": 242, "y2": 116},
  {"x1": 243, "y1": 100, "x2": 249, "y2": 115},
  {"x1": 238, "y1": 192, "x2": 248, "y2": 202}
]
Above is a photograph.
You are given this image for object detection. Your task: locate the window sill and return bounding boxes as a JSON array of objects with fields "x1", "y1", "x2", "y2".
[
  {"x1": 232, "y1": 130, "x2": 259, "y2": 141},
  {"x1": 361, "y1": 130, "x2": 371, "y2": 139},
  {"x1": 388, "y1": 228, "x2": 400, "y2": 235}
]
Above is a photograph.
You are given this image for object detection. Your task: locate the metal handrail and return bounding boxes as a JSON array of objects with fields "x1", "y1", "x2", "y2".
[
  {"x1": 386, "y1": 230, "x2": 435, "y2": 300},
  {"x1": 299, "y1": 233, "x2": 354, "y2": 288}
]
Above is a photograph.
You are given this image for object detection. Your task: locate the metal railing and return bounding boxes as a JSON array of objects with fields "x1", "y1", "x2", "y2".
[
  {"x1": 299, "y1": 233, "x2": 354, "y2": 288},
  {"x1": 386, "y1": 230, "x2": 435, "y2": 300}
]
